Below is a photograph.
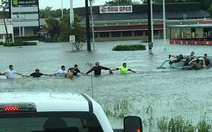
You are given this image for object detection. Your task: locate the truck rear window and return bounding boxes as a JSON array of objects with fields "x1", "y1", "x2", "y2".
[{"x1": 0, "y1": 112, "x2": 103, "y2": 132}]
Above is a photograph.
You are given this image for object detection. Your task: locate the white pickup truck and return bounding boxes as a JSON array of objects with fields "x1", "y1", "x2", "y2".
[{"x1": 0, "y1": 92, "x2": 142, "y2": 132}]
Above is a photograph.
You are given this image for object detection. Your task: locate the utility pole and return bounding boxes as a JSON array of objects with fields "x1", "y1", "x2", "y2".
[
  {"x1": 163, "y1": 0, "x2": 166, "y2": 50},
  {"x1": 148, "y1": 0, "x2": 153, "y2": 54},
  {"x1": 61, "y1": 0, "x2": 63, "y2": 18},
  {"x1": 70, "y1": 0, "x2": 74, "y2": 24},
  {"x1": 85, "y1": 0, "x2": 91, "y2": 51},
  {"x1": 90, "y1": 0, "x2": 95, "y2": 51}
]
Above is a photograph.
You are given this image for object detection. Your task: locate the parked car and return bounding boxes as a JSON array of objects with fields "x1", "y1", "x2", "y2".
[{"x1": 0, "y1": 92, "x2": 142, "y2": 132}]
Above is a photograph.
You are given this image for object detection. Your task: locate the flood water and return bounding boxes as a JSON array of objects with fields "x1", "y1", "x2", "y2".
[{"x1": 0, "y1": 40, "x2": 212, "y2": 131}]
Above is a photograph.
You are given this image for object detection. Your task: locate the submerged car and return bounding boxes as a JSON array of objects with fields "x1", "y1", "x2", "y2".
[
  {"x1": 157, "y1": 59, "x2": 186, "y2": 69},
  {"x1": 157, "y1": 56, "x2": 212, "y2": 70}
]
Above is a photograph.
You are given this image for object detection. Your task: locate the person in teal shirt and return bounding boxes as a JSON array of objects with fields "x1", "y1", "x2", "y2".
[{"x1": 112, "y1": 63, "x2": 136, "y2": 74}]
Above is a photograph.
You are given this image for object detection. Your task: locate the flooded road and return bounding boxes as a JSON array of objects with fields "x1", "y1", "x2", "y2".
[{"x1": 0, "y1": 40, "x2": 212, "y2": 131}]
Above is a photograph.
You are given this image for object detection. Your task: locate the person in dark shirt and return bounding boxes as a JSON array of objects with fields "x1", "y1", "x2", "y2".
[
  {"x1": 203, "y1": 53, "x2": 210, "y2": 68},
  {"x1": 23, "y1": 69, "x2": 50, "y2": 78},
  {"x1": 86, "y1": 62, "x2": 112, "y2": 76},
  {"x1": 169, "y1": 54, "x2": 184, "y2": 65},
  {"x1": 73, "y1": 64, "x2": 86, "y2": 76}
]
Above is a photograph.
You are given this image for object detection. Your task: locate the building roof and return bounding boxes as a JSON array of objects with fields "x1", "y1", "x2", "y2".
[
  {"x1": 74, "y1": 2, "x2": 210, "y2": 23},
  {"x1": 168, "y1": 24, "x2": 212, "y2": 28},
  {"x1": 92, "y1": 10, "x2": 209, "y2": 22}
]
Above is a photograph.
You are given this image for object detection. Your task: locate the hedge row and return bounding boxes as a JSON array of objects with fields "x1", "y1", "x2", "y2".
[
  {"x1": 3, "y1": 42, "x2": 37, "y2": 47},
  {"x1": 112, "y1": 44, "x2": 146, "y2": 51},
  {"x1": 14, "y1": 36, "x2": 45, "y2": 42}
]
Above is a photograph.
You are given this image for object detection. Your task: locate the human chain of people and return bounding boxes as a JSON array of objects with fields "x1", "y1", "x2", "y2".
[
  {"x1": 0, "y1": 62, "x2": 136, "y2": 79},
  {"x1": 169, "y1": 52, "x2": 211, "y2": 70}
]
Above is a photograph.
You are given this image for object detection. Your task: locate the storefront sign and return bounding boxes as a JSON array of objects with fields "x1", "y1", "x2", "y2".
[
  {"x1": 0, "y1": 19, "x2": 13, "y2": 25},
  {"x1": 12, "y1": 0, "x2": 38, "y2": 6},
  {"x1": 99, "y1": 6, "x2": 133, "y2": 14}
]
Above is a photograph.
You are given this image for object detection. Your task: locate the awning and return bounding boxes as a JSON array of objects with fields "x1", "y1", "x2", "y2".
[
  {"x1": 94, "y1": 24, "x2": 163, "y2": 32},
  {"x1": 37, "y1": 29, "x2": 49, "y2": 34},
  {"x1": 168, "y1": 24, "x2": 212, "y2": 28}
]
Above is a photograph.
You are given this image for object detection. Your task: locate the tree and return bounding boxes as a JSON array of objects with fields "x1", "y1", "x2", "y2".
[
  {"x1": 143, "y1": 0, "x2": 212, "y2": 14},
  {"x1": 70, "y1": 15, "x2": 86, "y2": 50},
  {"x1": 0, "y1": 0, "x2": 9, "y2": 43},
  {"x1": 58, "y1": 16, "x2": 71, "y2": 42},
  {"x1": 39, "y1": 7, "x2": 70, "y2": 18},
  {"x1": 57, "y1": 15, "x2": 86, "y2": 50},
  {"x1": 105, "y1": 0, "x2": 141, "y2": 5},
  {"x1": 207, "y1": 4, "x2": 212, "y2": 15},
  {"x1": 45, "y1": 18, "x2": 60, "y2": 41},
  {"x1": 40, "y1": 6, "x2": 53, "y2": 18},
  {"x1": 201, "y1": 0, "x2": 212, "y2": 11}
]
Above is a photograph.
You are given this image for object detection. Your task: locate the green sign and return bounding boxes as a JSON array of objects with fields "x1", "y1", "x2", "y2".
[
  {"x1": 12, "y1": 0, "x2": 38, "y2": 6},
  {"x1": 12, "y1": 0, "x2": 18, "y2": 6}
]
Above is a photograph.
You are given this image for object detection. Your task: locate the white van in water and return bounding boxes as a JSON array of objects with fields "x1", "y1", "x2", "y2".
[{"x1": 0, "y1": 92, "x2": 142, "y2": 132}]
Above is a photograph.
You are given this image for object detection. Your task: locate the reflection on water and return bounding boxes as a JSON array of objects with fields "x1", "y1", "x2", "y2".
[{"x1": 1, "y1": 40, "x2": 212, "y2": 131}]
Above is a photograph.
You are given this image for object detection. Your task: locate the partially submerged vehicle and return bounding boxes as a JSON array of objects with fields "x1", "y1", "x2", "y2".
[
  {"x1": 157, "y1": 59, "x2": 186, "y2": 69},
  {"x1": 157, "y1": 56, "x2": 212, "y2": 70}
]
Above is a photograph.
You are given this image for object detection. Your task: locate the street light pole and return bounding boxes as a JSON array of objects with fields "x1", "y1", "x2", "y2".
[
  {"x1": 148, "y1": 0, "x2": 153, "y2": 54},
  {"x1": 163, "y1": 0, "x2": 166, "y2": 49},
  {"x1": 90, "y1": 0, "x2": 95, "y2": 51},
  {"x1": 85, "y1": 0, "x2": 91, "y2": 51},
  {"x1": 61, "y1": 0, "x2": 63, "y2": 18},
  {"x1": 151, "y1": 0, "x2": 154, "y2": 43},
  {"x1": 70, "y1": 0, "x2": 74, "y2": 24}
]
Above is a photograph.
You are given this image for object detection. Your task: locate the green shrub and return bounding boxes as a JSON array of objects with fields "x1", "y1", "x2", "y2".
[
  {"x1": 141, "y1": 40, "x2": 148, "y2": 43},
  {"x1": 0, "y1": 42, "x2": 3, "y2": 45},
  {"x1": 157, "y1": 116, "x2": 211, "y2": 132},
  {"x1": 112, "y1": 44, "x2": 146, "y2": 51},
  {"x1": 14, "y1": 36, "x2": 44, "y2": 42},
  {"x1": 3, "y1": 42, "x2": 37, "y2": 47},
  {"x1": 197, "y1": 120, "x2": 211, "y2": 132}
]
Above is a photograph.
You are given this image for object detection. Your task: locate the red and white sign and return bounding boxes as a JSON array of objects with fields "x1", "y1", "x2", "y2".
[{"x1": 99, "y1": 6, "x2": 133, "y2": 14}]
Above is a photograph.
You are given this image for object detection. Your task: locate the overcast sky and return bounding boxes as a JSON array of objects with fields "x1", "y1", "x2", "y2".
[{"x1": 39, "y1": 0, "x2": 109, "y2": 9}]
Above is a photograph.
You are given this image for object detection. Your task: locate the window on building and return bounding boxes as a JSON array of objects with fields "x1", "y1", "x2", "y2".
[
  {"x1": 122, "y1": 31, "x2": 132, "y2": 37},
  {"x1": 134, "y1": 31, "x2": 143, "y2": 36},
  {"x1": 94, "y1": 33, "x2": 98, "y2": 38},
  {"x1": 0, "y1": 35, "x2": 3, "y2": 39},
  {"x1": 111, "y1": 32, "x2": 121, "y2": 37},
  {"x1": 99, "y1": 32, "x2": 110, "y2": 38},
  {"x1": 144, "y1": 30, "x2": 148, "y2": 36},
  {"x1": 154, "y1": 30, "x2": 159, "y2": 36}
]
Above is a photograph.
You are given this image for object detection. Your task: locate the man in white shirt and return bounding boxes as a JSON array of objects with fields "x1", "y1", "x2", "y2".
[
  {"x1": 53, "y1": 65, "x2": 67, "y2": 76},
  {"x1": 4, "y1": 65, "x2": 23, "y2": 79}
]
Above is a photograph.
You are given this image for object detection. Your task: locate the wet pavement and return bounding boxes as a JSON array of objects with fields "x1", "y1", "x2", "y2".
[{"x1": 0, "y1": 40, "x2": 212, "y2": 131}]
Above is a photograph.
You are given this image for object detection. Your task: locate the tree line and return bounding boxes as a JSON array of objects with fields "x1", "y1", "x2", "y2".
[{"x1": 39, "y1": 0, "x2": 212, "y2": 18}]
